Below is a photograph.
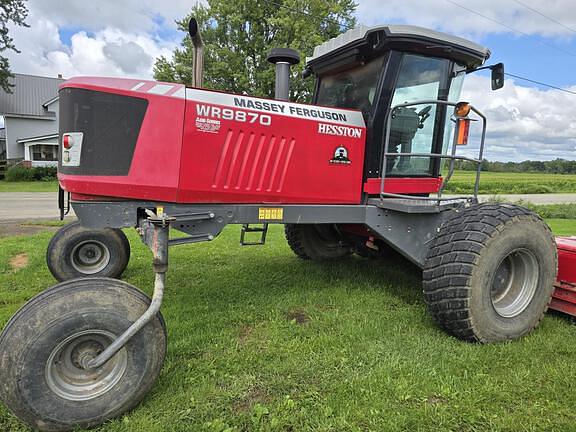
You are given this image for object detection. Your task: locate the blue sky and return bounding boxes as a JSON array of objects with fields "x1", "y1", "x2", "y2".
[
  {"x1": 484, "y1": 33, "x2": 576, "y2": 89},
  {"x1": 4, "y1": 0, "x2": 576, "y2": 161}
]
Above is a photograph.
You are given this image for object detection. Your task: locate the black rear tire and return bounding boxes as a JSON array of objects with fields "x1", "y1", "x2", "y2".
[
  {"x1": 423, "y1": 204, "x2": 557, "y2": 343},
  {"x1": 47, "y1": 221, "x2": 131, "y2": 281},
  {"x1": 0, "y1": 278, "x2": 167, "y2": 431},
  {"x1": 285, "y1": 224, "x2": 351, "y2": 260}
]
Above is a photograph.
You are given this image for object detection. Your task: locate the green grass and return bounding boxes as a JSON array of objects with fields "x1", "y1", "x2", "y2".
[
  {"x1": 444, "y1": 171, "x2": 576, "y2": 194},
  {"x1": 547, "y1": 219, "x2": 576, "y2": 236},
  {"x1": 484, "y1": 202, "x2": 576, "y2": 220},
  {"x1": 516, "y1": 203, "x2": 576, "y2": 220},
  {"x1": 0, "y1": 180, "x2": 59, "y2": 192},
  {"x1": 1, "y1": 222, "x2": 576, "y2": 431}
]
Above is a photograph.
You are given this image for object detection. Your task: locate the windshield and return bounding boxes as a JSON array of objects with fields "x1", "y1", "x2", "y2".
[
  {"x1": 316, "y1": 56, "x2": 385, "y2": 119},
  {"x1": 386, "y1": 54, "x2": 451, "y2": 176}
]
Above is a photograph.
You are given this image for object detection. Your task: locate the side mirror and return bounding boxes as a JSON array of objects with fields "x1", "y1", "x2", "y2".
[{"x1": 491, "y1": 63, "x2": 504, "y2": 90}]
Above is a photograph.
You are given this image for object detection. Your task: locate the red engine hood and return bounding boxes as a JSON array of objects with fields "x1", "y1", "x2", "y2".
[{"x1": 60, "y1": 76, "x2": 186, "y2": 97}]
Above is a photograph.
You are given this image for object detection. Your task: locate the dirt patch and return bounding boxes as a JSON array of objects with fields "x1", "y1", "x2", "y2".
[
  {"x1": 285, "y1": 309, "x2": 310, "y2": 325},
  {"x1": 238, "y1": 325, "x2": 254, "y2": 344},
  {"x1": 233, "y1": 387, "x2": 271, "y2": 413},
  {"x1": 425, "y1": 395, "x2": 448, "y2": 405},
  {"x1": 9, "y1": 253, "x2": 29, "y2": 271},
  {"x1": 0, "y1": 222, "x2": 61, "y2": 238}
]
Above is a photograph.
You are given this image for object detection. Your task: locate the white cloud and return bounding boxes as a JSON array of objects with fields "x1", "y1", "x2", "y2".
[
  {"x1": 103, "y1": 41, "x2": 151, "y2": 74},
  {"x1": 6, "y1": 10, "x2": 177, "y2": 79},
  {"x1": 28, "y1": 0, "x2": 197, "y2": 33},
  {"x1": 356, "y1": 0, "x2": 576, "y2": 39},
  {"x1": 23, "y1": 0, "x2": 576, "y2": 39},
  {"x1": 460, "y1": 75, "x2": 576, "y2": 161}
]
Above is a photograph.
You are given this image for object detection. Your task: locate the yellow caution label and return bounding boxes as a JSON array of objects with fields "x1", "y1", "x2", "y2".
[
  {"x1": 156, "y1": 206, "x2": 165, "y2": 217},
  {"x1": 258, "y1": 207, "x2": 284, "y2": 220}
]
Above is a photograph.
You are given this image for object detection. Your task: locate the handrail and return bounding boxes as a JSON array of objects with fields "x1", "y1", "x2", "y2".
[{"x1": 380, "y1": 99, "x2": 487, "y2": 204}]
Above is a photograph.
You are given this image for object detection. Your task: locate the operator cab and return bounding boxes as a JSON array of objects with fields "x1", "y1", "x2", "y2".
[{"x1": 306, "y1": 25, "x2": 491, "y2": 183}]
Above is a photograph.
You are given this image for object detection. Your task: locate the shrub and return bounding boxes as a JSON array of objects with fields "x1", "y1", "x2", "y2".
[
  {"x1": 31, "y1": 166, "x2": 57, "y2": 181},
  {"x1": 485, "y1": 198, "x2": 576, "y2": 219},
  {"x1": 5, "y1": 165, "x2": 57, "y2": 182},
  {"x1": 520, "y1": 202, "x2": 576, "y2": 220},
  {"x1": 5, "y1": 165, "x2": 34, "y2": 182}
]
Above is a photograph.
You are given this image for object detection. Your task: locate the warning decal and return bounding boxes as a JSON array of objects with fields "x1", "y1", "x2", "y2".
[{"x1": 258, "y1": 208, "x2": 284, "y2": 220}]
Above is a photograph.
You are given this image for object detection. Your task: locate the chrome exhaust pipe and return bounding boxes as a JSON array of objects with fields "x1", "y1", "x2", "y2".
[{"x1": 188, "y1": 17, "x2": 204, "y2": 88}]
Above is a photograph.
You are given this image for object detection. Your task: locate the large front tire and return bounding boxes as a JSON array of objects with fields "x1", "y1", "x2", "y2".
[
  {"x1": 285, "y1": 224, "x2": 351, "y2": 260},
  {"x1": 46, "y1": 221, "x2": 131, "y2": 281},
  {"x1": 423, "y1": 204, "x2": 557, "y2": 343},
  {"x1": 0, "y1": 278, "x2": 167, "y2": 431}
]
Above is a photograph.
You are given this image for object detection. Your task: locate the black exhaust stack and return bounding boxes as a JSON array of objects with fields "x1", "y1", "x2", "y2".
[
  {"x1": 267, "y1": 48, "x2": 300, "y2": 101},
  {"x1": 188, "y1": 18, "x2": 204, "y2": 88}
]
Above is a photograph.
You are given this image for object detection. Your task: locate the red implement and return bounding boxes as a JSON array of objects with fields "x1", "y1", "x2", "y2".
[{"x1": 550, "y1": 237, "x2": 576, "y2": 316}]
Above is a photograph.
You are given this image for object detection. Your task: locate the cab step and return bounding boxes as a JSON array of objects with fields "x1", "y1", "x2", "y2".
[
  {"x1": 240, "y1": 223, "x2": 269, "y2": 246},
  {"x1": 367, "y1": 197, "x2": 474, "y2": 214}
]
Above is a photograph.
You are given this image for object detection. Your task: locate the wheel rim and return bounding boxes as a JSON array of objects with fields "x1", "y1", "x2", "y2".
[
  {"x1": 71, "y1": 240, "x2": 111, "y2": 274},
  {"x1": 490, "y1": 248, "x2": 539, "y2": 318},
  {"x1": 45, "y1": 330, "x2": 128, "y2": 401}
]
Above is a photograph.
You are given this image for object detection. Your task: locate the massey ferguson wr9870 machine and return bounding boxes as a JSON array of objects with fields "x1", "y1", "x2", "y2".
[{"x1": 0, "y1": 19, "x2": 560, "y2": 431}]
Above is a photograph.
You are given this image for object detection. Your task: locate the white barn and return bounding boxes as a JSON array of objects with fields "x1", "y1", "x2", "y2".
[{"x1": 0, "y1": 74, "x2": 63, "y2": 167}]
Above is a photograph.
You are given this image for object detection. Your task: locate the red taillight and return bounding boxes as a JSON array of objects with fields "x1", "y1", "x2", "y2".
[{"x1": 63, "y1": 135, "x2": 73, "y2": 149}]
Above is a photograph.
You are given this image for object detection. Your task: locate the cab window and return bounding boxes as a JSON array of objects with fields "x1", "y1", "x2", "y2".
[
  {"x1": 387, "y1": 54, "x2": 451, "y2": 176},
  {"x1": 316, "y1": 56, "x2": 385, "y2": 120}
]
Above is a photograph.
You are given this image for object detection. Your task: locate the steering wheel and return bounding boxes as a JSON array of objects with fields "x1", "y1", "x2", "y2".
[{"x1": 417, "y1": 105, "x2": 432, "y2": 128}]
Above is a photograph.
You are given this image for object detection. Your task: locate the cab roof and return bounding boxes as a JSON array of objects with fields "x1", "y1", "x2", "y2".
[{"x1": 307, "y1": 24, "x2": 490, "y2": 74}]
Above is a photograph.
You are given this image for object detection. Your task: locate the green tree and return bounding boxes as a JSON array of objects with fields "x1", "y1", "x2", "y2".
[
  {"x1": 0, "y1": 0, "x2": 28, "y2": 93},
  {"x1": 154, "y1": 0, "x2": 357, "y2": 102}
]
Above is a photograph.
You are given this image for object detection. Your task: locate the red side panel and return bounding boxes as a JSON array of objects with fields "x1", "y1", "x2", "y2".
[
  {"x1": 363, "y1": 177, "x2": 443, "y2": 195},
  {"x1": 550, "y1": 282, "x2": 576, "y2": 317},
  {"x1": 557, "y1": 237, "x2": 576, "y2": 283},
  {"x1": 549, "y1": 237, "x2": 576, "y2": 316},
  {"x1": 177, "y1": 89, "x2": 366, "y2": 204},
  {"x1": 58, "y1": 77, "x2": 186, "y2": 202}
]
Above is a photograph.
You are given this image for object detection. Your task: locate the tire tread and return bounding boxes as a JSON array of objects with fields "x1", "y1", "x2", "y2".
[{"x1": 423, "y1": 203, "x2": 556, "y2": 343}]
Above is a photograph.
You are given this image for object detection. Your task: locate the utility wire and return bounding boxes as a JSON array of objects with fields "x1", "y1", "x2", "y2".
[
  {"x1": 445, "y1": 0, "x2": 576, "y2": 58},
  {"x1": 504, "y1": 72, "x2": 576, "y2": 95},
  {"x1": 512, "y1": 0, "x2": 576, "y2": 35},
  {"x1": 259, "y1": 0, "x2": 576, "y2": 96}
]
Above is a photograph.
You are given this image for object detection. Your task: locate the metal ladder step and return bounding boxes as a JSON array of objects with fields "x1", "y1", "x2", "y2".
[
  {"x1": 240, "y1": 223, "x2": 269, "y2": 246},
  {"x1": 367, "y1": 197, "x2": 473, "y2": 214}
]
